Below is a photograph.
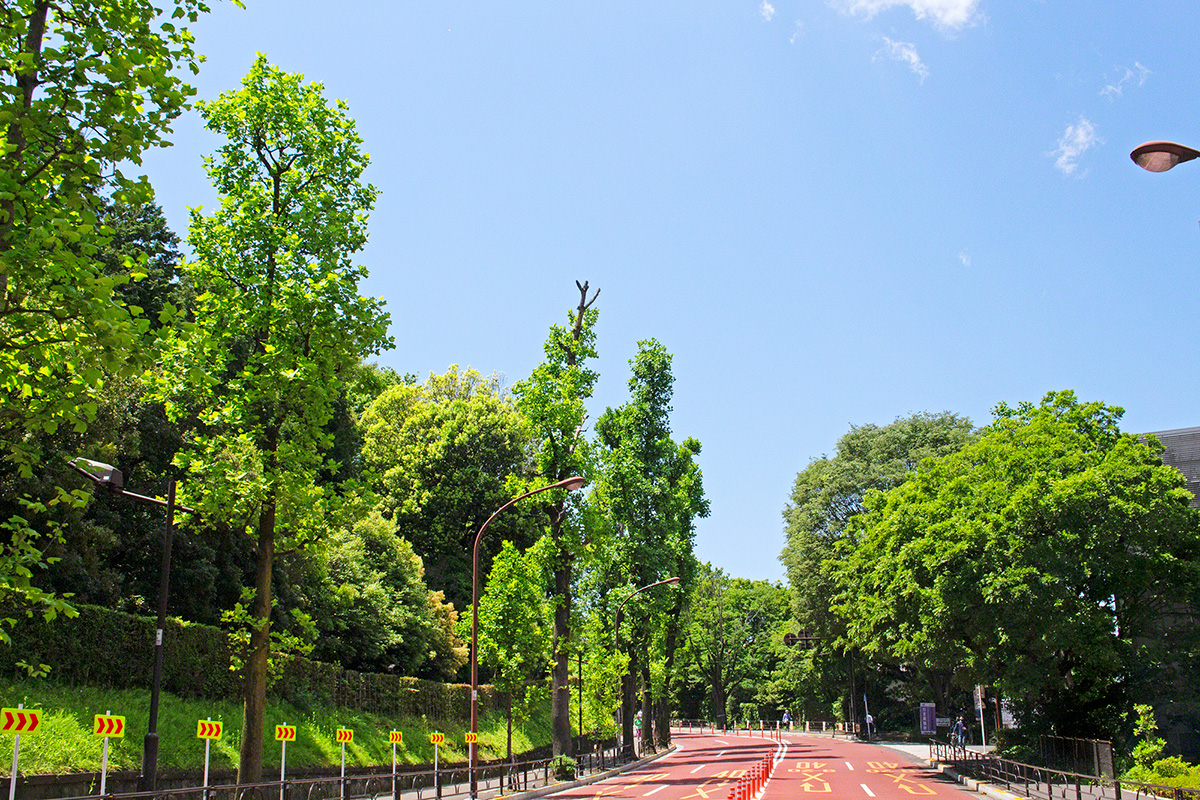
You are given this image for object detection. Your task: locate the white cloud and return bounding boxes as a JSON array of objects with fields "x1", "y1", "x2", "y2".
[
  {"x1": 760, "y1": 0, "x2": 776, "y2": 21},
  {"x1": 876, "y1": 37, "x2": 929, "y2": 82},
  {"x1": 833, "y1": 0, "x2": 980, "y2": 30},
  {"x1": 790, "y1": 20, "x2": 805, "y2": 43},
  {"x1": 958, "y1": 250, "x2": 972, "y2": 267},
  {"x1": 1052, "y1": 117, "x2": 1100, "y2": 176},
  {"x1": 1100, "y1": 62, "x2": 1150, "y2": 99}
]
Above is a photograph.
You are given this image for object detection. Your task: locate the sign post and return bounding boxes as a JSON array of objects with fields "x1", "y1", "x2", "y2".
[
  {"x1": 975, "y1": 686, "x2": 987, "y2": 747},
  {"x1": 94, "y1": 712, "x2": 126, "y2": 795},
  {"x1": 336, "y1": 729, "x2": 353, "y2": 800},
  {"x1": 389, "y1": 732, "x2": 402, "y2": 799},
  {"x1": 3, "y1": 705, "x2": 41, "y2": 800},
  {"x1": 196, "y1": 719, "x2": 223, "y2": 798},
  {"x1": 275, "y1": 723, "x2": 296, "y2": 800},
  {"x1": 430, "y1": 733, "x2": 445, "y2": 799}
]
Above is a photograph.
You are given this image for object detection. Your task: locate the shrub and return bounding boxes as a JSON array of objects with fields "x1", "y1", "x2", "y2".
[{"x1": 550, "y1": 755, "x2": 577, "y2": 781}]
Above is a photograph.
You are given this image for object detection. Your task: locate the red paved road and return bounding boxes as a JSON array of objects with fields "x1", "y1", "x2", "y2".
[
  {"x1": 764, "y1": 734, "x2": 974, "y2": 800},
  {"x1": 545, "y1": 730, "x2": 975, "y2": 800},
  {"x1": 547, "y1": 729, "x2": 779, "y2": 800}
]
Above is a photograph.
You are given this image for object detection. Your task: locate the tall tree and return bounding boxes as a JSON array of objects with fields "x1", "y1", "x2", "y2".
[
  {"x1": 594, "y1": 339, "x2": 706, "y2": 751},
  {"x1": 156, "y1": 56, "x2": 391, "y2": 782},
  {"x1": 512, "y1": 281, "x2": 599, "y2": 757},
  {"x1": 0, "y1": 0, "x2": 209, "y2": 640},
  {"x1": 830, "y1": 391, "x2": 1200, "y2": 738}
]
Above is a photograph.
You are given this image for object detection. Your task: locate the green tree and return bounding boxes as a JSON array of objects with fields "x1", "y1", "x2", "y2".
[
  {"x1": 779, "y1": 412, "x2": 975, "y2": 721},
  {"x1": 156, "y1": 56, "x2": 391, "y2": 782},
  {"x1": 831, "y1": 391, "x2": 1200, "y2": 738},
  {"x1": 680, "y1": 566, "x2": 789, "y2": 726},
  {"x1": 293, "y1": 506, "x2": 467, "y2": 678},
  {"x1": 358, "y1": 365, "x2": 536, "y2": 610},
  {"x1": 474, "y1": 540, "x2": 551, "y2": 761},
  {"x1": 512, "y1": 280, "x2": 600, "y2": 757},
  {"x1": 594, "y1": 339, "x2": 706, "y2": 750},
  {"x1": 0, "y1": 0, "x2": 209, "y2": 642}
]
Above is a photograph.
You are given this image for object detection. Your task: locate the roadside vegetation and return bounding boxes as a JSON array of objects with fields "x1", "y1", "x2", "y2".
[{"x1": 0, "y1": 677, "x2": 549, "y2": 776}]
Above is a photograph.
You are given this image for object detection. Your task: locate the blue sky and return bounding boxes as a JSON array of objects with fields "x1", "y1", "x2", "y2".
[{"x1": 140, "y1": 0, "x2": 1200, "y2": 583}]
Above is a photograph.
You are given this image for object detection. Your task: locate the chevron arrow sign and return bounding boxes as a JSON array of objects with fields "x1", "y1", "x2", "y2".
[
  {"x1": 389, "y1": 731, "x2": 403, "y2": 744},
  {"x1": 429, "y1": 732, "x2": 444, "y2": 745},
  {"x1": 93, "y1": 715, "x2": 125, "y2": 738},
  {"x1": 275, "y1": 725, "x2": 297, "y2": 741},
  {"x1": 464, "y1": 732, "x2": 477, "y2": 744},
  {"x1": 196, "y1": 720, "x2": 223, "y2": 740},
  {"x1": 1, "y1": 709, "x2": 41, "y2": 734},
  {"x1": 336, "y1": 729, "x2": 353, "y2": 743}
]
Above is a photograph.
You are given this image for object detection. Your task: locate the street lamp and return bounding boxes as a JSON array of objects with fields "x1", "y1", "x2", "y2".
[
  {"x1": 69, "y1": 457, "x2": 195, "y2": 792},
  {"x1": 470, "y1": 476, "x2": 587, "y2": 799},
  {"x1": 613, "y1": 576, "x2": 680, "y2": 760},
  {"x1": 1131, "y1": 140, "x2": 1200, "y2": 173}
]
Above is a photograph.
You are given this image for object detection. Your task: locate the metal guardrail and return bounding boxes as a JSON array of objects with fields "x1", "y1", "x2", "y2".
[
  {"x1": 48, "y1": 744, "x2": 628, "y2": 800},
  {"x1": 930, "y1": 739, "x2": 1200, "y2": 800}
]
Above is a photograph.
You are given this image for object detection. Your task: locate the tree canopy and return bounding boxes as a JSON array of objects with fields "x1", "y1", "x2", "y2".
[{"x1": 830, "y1": 391, "x2": 1200, "y2": 738}]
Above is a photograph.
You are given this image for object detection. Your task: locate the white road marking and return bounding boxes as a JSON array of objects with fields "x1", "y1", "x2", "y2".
[
  {"x1": 718, "y1": 751, "x2": 726, "y2": 757},
  {"x1": 715, "y1": 740, "x2": 730, "y2": 746},
  {"x1": 644, "y1": 786, "x2": 667, "y2": 796},
  {"x1": 860, "y1": 784, "x2": 875, "y2": 797},
  {"x1": 846, "y1": 761, "x2": 855, "y2": 770},
  {"x1": 690, "y1": 764, "x2": 707, "y2": 774}
]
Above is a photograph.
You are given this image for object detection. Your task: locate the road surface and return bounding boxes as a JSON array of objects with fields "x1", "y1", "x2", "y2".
[{"x1": 544, "y1": 730, "x2": 975, "y2": 800}]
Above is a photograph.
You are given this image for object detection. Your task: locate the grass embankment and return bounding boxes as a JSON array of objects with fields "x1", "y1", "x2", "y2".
[{"x1": 0, "y1": 678, "x2": 548, "y2": 776}]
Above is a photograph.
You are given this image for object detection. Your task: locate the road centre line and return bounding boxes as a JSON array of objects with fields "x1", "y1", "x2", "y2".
[
  {"x1": 715, "y1": 740, "x2": 730, "y2": 746},
  {"x1": 846, "y1": 762, "x2": 855, "y2": 770},
  {"x1": 860, "y1": 784, "x2": 875, "y2": 797},
  {"x1": 643, "y1": 786, "x2": 667, "y2": 796},
  {"x1": 690, "y1": 764, "x2": 707, "y2": 773}
]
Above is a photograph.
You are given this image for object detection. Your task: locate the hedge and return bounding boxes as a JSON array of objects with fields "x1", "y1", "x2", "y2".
[{"x1": 0, "y1": 604, "x2": 500, "y2": 718}]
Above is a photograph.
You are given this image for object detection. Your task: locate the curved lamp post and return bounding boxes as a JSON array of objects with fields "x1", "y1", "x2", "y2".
[
  {"x1": 613, "y1": 576, "x2": 680, "y2": 760},
  {"x1": 470, "y1": 476, "x2": 587, "y2": 799},
  {"x1": 1131, "y1": 140, "x2": 1200, "y2": 173},
  {"x1": 69, "y1": 457, "x2": 195, "y2": 792}
]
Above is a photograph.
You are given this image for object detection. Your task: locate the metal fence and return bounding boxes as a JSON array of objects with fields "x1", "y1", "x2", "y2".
[
  {"x1": 931, "y1": 739, "x2": 1200, "y2": 800},
  {"x1": 46, "y1": 744, "x2": 628, "y2": 800},
  {"x1": 1040, "y1": 736, "x2": 1116, "y2": 780}
]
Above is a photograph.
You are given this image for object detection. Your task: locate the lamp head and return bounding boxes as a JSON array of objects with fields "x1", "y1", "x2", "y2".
[
  {"x1": 1131, "y1": 141, "x2": 1200, "y2": 173},
  {"x1": 70, "y1": 457, "x2": 124, "y2": 491},
  {"x1": 559, "y1": 476, "x2": 588, "y2": 491}
]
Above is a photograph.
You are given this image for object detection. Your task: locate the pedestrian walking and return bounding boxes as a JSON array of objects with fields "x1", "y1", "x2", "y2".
[{"x1": 952, "y1": 716, "x2": 965, "y2": 746}]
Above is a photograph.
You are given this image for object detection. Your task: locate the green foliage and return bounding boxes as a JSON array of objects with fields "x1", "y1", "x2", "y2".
[
  {"x1": 550, "y1": 754, "x2": 577, "y2": 780},
  {"x1": 0, "y1": 676, "x2": 545, "y2": 776},
  {"x1": 0, "y1": 0, "x2": 210, "y2": 661},
  {"x1": 1131, "y1": 704, "x2": 1166, "y2": 768},
  {"x1": 359, "y1": 366, "x2": 536, "y2": 610},
  {"x1": 830, "y1": 391, "x2": 1200, "y2": 738},
  {"x1": 679, "y1": 566, "x2": 789, "y2": 723},
  {"x1": 222, "y1": 590, "x2": 316, "y2": 690},
  {"x1": 297, "y1": 507, "x2": 468, "y2": 680}
]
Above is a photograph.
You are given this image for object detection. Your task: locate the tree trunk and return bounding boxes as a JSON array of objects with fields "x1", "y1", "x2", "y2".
[
  {"x1": 640, "y1": 662, "x2": 654, "y2": 753},
  {"x1": 654, "y1": 599, "x2": 682, "y2": 749},
  {"x1": 551, "y1": 524, "x2": 573, "y2": 757},
  {"x1": 237, "y1": 495, "x2": 275, "y2": 783},
  {"x1": 621, "y1": 651, "x2": 637, "y2": 758}
]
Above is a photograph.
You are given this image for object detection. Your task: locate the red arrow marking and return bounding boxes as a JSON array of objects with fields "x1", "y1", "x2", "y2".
[{"x1": 3, "y1": 711, "x2": 12, "y2": 731}]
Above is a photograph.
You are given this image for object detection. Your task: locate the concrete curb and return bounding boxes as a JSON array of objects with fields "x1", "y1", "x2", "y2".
[
  {"x1": 505, "y1": 745, "x2": 678, "y2": 799},
  {"x1": 928, "y1": 762, "x2": 1027, "y2": 800}
]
